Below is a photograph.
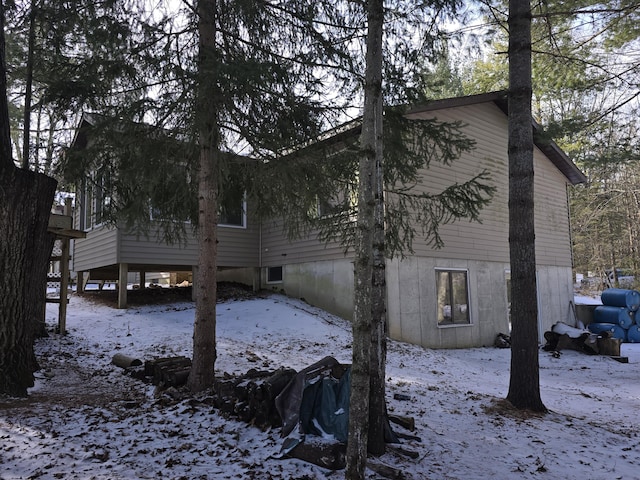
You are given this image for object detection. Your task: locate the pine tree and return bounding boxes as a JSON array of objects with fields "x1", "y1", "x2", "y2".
[
  {"x1": 0, "y1": 1, "x2": 57, "y2": 396},
  {"x1": 346, "y1": 0, "x2": 383, "y2": 474},
  {"x1": 506, "y1": 0, "x2": 546, "y2": 412},
  {"x1": 188, "y1": 0, "x2": 220, "y2": 393}
]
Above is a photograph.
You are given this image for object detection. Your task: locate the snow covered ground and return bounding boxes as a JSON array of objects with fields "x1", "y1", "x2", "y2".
[{"x1": 1, "y1": 290, "x2": 639, "y2": 479}]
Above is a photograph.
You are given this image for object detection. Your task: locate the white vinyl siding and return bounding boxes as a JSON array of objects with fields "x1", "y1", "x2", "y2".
[
  {"x1": 217, "y1": 219, "x2": 259, "y2": 266},
  {"x1": 260, "y1": 218, "x2": 352, "y2": 267},
  {"x1": 404, "y1": 103, "x2": 572, "y2": 266},
  {"x1": 118, "y1": 227, "x2": 198, "y2": 267},
  {"x1": 72, "y1": 226, "x2": 119, "y2": 272},
  {"x1": 73, "y1": 212, "x2": 260, "y2": 274}
]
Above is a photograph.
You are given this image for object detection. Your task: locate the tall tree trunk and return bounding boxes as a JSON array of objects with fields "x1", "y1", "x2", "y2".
[
  {"x1": 506, "y1": 0, "x2": 546, "y2": 412},
  {"x1": 1, "y1": 4, "x2": 57, "y2": 396},
  {"x1": 21, "y1": 0, "x2": 37, "y2": 170},
  {"x1": 188, "y1": 0, "x2": 219, "y2": 393},
  {"x1": 346, "y1": 0, "x2": 384, "y2": 477},
  {"x1": 367, "y1": 0, "x2": 387, "y2": 456},
  {"x1": 0, "y1": 1, "x2": 10, "y2": 167},
  {"x1": 0, "y1": 168, "x2": 56, "y2": 396},
  {"x1": 368, "y1": 193, "x2": 388, "y2": 456}
]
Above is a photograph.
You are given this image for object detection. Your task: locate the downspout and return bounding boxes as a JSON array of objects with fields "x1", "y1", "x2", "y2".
[{"x1": 566, "y1": 183, "x2": 575, "y2": 273}]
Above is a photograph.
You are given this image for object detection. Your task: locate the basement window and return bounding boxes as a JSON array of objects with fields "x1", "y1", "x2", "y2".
[
  {"x1": 436, "y1": 269, "x2": 471, "y2": 326},
  {"x1": 267, "y1": 266, "x2": 283, "y2": 283}
]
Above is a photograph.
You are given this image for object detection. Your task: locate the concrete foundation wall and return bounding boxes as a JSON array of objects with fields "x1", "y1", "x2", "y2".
[
  {"x1": 387, "y1": 257, "x2": 511, "y2": 349},
  {"x1": 260, "y1": 257, "x2": 574, "y2": 350},
  {"x1": 217, "y1": 267, "x2": 260, "y2": 290},
  {"x1": 387, "y1": 258, "x2": 574, "y2": 349},
  {"x1": 265, "y1": 260, "x2": 355, "y2": 321}
]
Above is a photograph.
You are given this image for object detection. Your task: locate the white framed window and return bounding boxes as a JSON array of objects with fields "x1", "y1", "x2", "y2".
[
  {"x1": 81, "y1": 181, "x2": 93, "y2": 230},
  {"x1": 219, "y1": 195, "x2": 246, "y2": 228},
  {"x1": 316, "y1": 187, "x2": 354, "y2": 219},
  {"x1": 436, "y1": 268, "x2": 471, "y2": 327},
  {"x1": 93, "y1": 171, "x2": 110, "y2": 226},
  {"x1": 218, "y1": 175, "x2": 247, "y2": 228},
  {"x1": 81, "y1": 172, "x2": 110, "y2": 230},
  {"x1": 266, "y1": 266, "x2": 283, "y2": 283}
]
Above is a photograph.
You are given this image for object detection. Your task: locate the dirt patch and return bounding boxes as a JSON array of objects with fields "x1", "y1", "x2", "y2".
[
  {"x1": 0, "y1": 329, "x2": 149, "y2": 413},
  {"x1": 482, "y1": 398, "x2": 548, "y2": 420},
  {"x1": 81, "y1": 281, "x2": 258, "y2": 307}
]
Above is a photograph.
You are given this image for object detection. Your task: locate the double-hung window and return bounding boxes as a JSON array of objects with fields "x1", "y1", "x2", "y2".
[
  {"x1": 219, "y1": 187, "x2": 246, "y2": 228},
  {"x1": 436, "y1": 269, "x2": 471, "y2": 326}
]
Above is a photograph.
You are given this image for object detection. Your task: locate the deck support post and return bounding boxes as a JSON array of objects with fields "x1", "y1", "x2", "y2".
[{"x1": 118, "y1": 263, "x2": 128, "y2": 309}]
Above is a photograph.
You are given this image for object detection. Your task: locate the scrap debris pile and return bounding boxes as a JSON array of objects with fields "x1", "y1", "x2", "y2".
[
  {"x1": 542, "y1": 288, "x2": 640, "y2": 361},
  {"x1": 587, "y1": 288, "x2": 640, "y2": 343},
  {"x1": 496, "y1": 288, "x2": 640, "y2": 360}
]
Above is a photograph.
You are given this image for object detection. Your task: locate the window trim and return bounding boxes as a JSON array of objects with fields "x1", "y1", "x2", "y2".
[
  {"x1": 266, "y1": 266, "x2": 283, "y2": 284},
  {"x1": 81, "y1": 173, "x2": 110, "y2": 230},
  {"x1": 435, "y1": 267, "x2": 472, "y2": 328},
  {"x1": 218, "y1": 197, "x2": 247, "y2": 229}
]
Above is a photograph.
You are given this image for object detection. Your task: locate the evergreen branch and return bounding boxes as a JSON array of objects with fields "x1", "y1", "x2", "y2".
[{"x1": 532, "y1": 4, "x2": 640, "y2": 19}]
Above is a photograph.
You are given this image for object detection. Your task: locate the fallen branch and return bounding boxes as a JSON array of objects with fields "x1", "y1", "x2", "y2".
[
  {"x1": 367, "y1": 459, "x2": 406, "y2": 479},
  {"x1": 387, "y1": 444, "x2": 420, "y2": 459}
]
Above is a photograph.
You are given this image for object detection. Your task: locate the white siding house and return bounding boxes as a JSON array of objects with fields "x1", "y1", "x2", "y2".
[
  {"x1": 69, "y1": 92, "x2": 586, "y2": 348},
  {"x1": 259, "y1": 92, "x2": 585, "y2": 348}
]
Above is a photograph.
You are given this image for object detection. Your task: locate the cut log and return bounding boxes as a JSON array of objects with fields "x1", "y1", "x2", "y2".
[
  {"x1": 597, "y1": 336, "x2": 622, "y2": 356},
  {"x1": 210, "y1": 367, "x2": 297, "y2": 430},
  {"x1": 145, "y1": 356, "x2": 191, "y2": 376},
  {"x1": 288, "y1": 439, "x2": 346, "y2": 470},
  {"x1": 143, "y1": 356, "x2": 192, "y2": 387},
  {"x1": 112, "y1": 353, "x2": 142, "y2": 368},
  {"x1": 261, "y1": 368, "x2": 296, "y2": 401},
  {"x1": 163, "y1": 367, "x2": 190, "y2": 387},
  {"x1": 388, "y1": 414, "x2": 415, "y2": 432}
]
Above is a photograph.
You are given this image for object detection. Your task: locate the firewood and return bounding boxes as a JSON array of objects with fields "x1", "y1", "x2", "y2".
[
  {"x1": 219, "y1": 398, "x2": 236, "y2": 415},
  {"x1": 388, "y1": 414, "x2": 415, "y2": 432},
  {"x1": 288, "y1": 439, "x2": 346, "y2": 470},
  {"x1": 213, "y1": 378, "x2": 237, "y2": 399},
  {"x1": 144, "y1": 356, "x2": 192, "y2": 386},
  {"x1": 163, "y1": 367, "x2": 190, "y2": 387},
  {"x1": 145, "y1": 356, "x2": 191, "y2": 379},
  {"x1": 261, "y1": 368, "x2": 296, "y2": 400}
]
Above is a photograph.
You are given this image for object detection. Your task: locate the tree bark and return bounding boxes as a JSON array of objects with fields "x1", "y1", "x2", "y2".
[
  {"x1": 0, "y1": 168, "x2": 56, "y2": 396},
  {"x1": 367, "y1": 0, "x2": 387, "y2": 456},
  {"x1": 0, "y1": 1, "x2": 57, "y2": 397},
  {"x1": 506, "y1": 0, "x2": 547, "y2": 412},
  {"x1": 346, "y1": 0, "x2": 384, "y2": 477},
  {"x1": 188, "y1": 0, "x2": 220, "y2": 393}
]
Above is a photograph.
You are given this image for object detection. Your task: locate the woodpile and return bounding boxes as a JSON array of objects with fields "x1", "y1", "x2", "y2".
[
  {"x1": 113, "y1": 355, "x2": 418, "y2": 478},
  {"x1": 115, "y1": 354, "x2": 296, "y2": 430},
  {"x1": 146, "y1": 356, "x2": 192, "y2": 387},
  {"x1": 114, "y1": 355, "x2": 193, "y2": 388},
  {"x1": 211, "y1": 367, "x2": 297, "y2": 430}
]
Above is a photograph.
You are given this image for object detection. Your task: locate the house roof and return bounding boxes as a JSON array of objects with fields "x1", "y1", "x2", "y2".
[{"x1": 405, "y1": 91, "x2": 587, "y2": 185}]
